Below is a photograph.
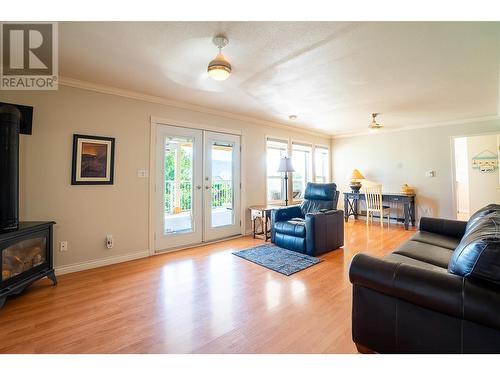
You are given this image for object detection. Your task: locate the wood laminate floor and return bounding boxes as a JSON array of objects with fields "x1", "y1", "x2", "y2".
[{"x1": 0, "y1": 220, "x2": 415, "y2": 354}]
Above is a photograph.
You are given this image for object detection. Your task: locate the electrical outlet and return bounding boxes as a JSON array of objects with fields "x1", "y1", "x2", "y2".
[
  {"x1": 137, "y1": 169, "x2": 149, "y2": 178},
  {"x1": 60, "y1": 241, "x2": 68, "y2": 252},
  {"x1": 106, "y1": 235, "x2": 114, "y2": 249}
]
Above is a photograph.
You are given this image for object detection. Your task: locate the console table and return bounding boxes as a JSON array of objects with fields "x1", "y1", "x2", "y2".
[{"x1": 343, "y1": 192, "x2": 416, "y2": 230}]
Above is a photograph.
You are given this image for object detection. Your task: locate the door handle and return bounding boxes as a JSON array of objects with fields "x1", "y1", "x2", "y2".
[
  {"x1": 196, "y1": 185, "x2": 202, "y2": 190},
  {"x1": 205, "y1": 185, "x2": 211, "y2": 190}
]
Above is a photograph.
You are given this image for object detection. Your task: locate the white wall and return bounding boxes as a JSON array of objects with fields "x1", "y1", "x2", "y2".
[
  {"x1": 466, "y1": 133, "x2": 500, "y2": 212},
  {"x1": 0, "y1": 84, "x2": 330, "y2": 271},
  {"x1": 332, "y1": 120, "x2": 500, "y2": 221}
]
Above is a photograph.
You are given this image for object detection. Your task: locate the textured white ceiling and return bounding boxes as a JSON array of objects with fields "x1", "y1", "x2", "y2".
[{"x1": 59, "y1": 22, "x2": 500, "y2": 135}]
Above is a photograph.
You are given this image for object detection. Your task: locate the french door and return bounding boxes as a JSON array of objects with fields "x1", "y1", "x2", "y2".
[{"x1": 155, "y1": 125, "x2": 241, "y2": 252}]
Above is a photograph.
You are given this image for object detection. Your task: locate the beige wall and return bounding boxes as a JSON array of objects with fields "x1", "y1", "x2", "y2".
[
  {"x1": 332, "y1": 120, "x2": 500, "y2": 221},
  {"x1": 0, "y1": 85, "x2": 330, "y2": 271}
]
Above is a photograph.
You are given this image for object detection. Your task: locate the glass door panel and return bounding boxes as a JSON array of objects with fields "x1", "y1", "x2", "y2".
[
  {"x1": 164, "y1": 136, "x2": 194, "y2": 234},
  {"x1": 210, "y1": 141, "x2": 234, "y2": 228},
  {"x1": 155, "y1": 125, "x2": 203, "y2": 251},
  {"x1": 204, "y1": 131, "x2": 241, "y2": 241}
]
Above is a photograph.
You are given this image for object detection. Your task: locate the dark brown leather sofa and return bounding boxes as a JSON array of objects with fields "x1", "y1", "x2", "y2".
[{"x1": 349, "y1": 204, "x2": 500, "y2": 353}]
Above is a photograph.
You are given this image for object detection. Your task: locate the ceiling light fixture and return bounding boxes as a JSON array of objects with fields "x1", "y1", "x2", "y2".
[
  {"x1": 288, "y1": 115, "x2": 297, "y2": 121},
  {"x1": 368, "y1": 113, "x2": 382, "y2": 131},
  {"x1": 207, "y1": 35, "x2": 231, "y2": 81}
]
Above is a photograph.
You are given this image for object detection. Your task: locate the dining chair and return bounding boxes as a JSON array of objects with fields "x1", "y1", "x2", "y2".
[{"x1": 363, "y1": 184, "x2": 391, "y2": 227}]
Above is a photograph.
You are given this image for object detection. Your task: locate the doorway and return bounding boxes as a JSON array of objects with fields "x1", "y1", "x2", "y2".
[
  {"x1": 155, "y1": 124, "x2": 241, "y2": 252},
  {"x1": 453, "y1": 137, "x2": 470, "y2": 221},
  {"x1": 452, "y1": 133, "x2": 500, "y2": 221}
]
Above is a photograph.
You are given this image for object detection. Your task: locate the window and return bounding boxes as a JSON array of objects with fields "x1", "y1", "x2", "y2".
[
  {"x1": 266, "y1": 137, "x2": 330, "y2": 203},
  {"x1": 314, "y1": 146, "x2": 329, "y2": 183},
  {"x1": 291, "y1": 142, "x2": 312, "y2": 199},
  {"x1": 266, "y1": 138, "x2": 288, "y2": 202}
]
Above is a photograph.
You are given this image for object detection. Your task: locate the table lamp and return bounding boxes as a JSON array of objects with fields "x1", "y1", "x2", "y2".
[
  {"x1": 350, "y1": 169, "x2": 365, "y2": 192},
  {"x1": 278, "y1": 157, "x2": 295, "y2": 206}
]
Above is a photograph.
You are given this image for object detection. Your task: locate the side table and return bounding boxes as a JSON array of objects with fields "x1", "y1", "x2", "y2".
[{"x1": 248, "y1": 205, "x2": 282, "y2": 241}]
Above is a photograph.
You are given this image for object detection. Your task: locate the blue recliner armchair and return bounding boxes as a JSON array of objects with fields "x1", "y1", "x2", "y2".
[{"x1": 271, "y1": 183, "x2": 344, "y2": 256}]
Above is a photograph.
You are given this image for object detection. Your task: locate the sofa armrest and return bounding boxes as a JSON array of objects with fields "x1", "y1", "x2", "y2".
[
  {"x1": 271, "y1": 206, "x2": 302, "y2": 223},
  {"x1": 350, "y1": 253, "x2": 500, "y2": 330},
  {"x1": 305, "y1": 209, "x2": 344, "y2": 256},
  {"x1": 419, "y1": 217, "x2": 467, "y2": 239},
  {"x1": 349, "y1": 253, "x2": 464, "y2": 319},
  {"x1": 306, "y1": 209, "x2": 339, "y2": 217}
]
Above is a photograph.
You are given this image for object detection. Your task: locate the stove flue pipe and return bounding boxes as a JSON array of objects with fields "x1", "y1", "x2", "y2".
[{"x1": 0, "y1": 104, "x2": 22, "y2": 232}]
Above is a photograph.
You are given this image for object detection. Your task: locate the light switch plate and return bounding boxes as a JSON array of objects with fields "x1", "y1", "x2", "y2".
[{"x1": 137, "y1": 169, "x2": 149, "y2": 178}]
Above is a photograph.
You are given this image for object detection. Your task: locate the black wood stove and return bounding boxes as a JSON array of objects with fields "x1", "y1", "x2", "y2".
[
  {"x1": 0, "y1": 222, "x2": 57, "y2": 308},
  {"x1": 0, "y1": 102, "x2": 57, "y2": 309}
]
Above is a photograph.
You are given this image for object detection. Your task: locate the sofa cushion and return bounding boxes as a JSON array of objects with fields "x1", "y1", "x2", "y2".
[
  {"x1": 410, "y1": 231, "x2": 461, "y2": 250},
  {"x1": 449, "y1": 213, "x2": 500, "y2": 284},
  {"x1": 273, "y1": 220, "x2": 306, "y2": 238},
  {"x1": 419, "y1": 217, "x2": 467, "y2": 240},
  {"x1": 466, "y1": 204, "x2": 500, "y2": 232},
  {"x1": 384, "y1": 253, "x2": 450, "y2": 273},
  {"x1": 393, "y1": 240, "x2": 454, "y2": 269}
]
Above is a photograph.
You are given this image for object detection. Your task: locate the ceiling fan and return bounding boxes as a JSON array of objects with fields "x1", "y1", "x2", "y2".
[{"x1": 160, "y1": 34, "x2": 243, "y2": 93}]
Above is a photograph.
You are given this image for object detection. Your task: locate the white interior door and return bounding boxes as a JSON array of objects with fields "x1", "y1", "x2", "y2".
[
  {"x1": 155, "y1": 125, "x2": 203, "y2": 251},
  {"x1": 155, "y1": 125, "x2": 241, "y2": 251},
  {"x1": 203, "y1": 131, "x2": 241, "y2": 242}
]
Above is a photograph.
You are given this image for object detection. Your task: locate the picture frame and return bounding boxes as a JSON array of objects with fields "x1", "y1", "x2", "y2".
[{"x1": 71, "y1": 134, "x2": 115, "y2": 185}]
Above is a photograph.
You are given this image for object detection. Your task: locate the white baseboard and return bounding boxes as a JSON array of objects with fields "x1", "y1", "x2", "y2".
[{"x1": 55, "y1": 250, "x2": 150, "y2": 275}]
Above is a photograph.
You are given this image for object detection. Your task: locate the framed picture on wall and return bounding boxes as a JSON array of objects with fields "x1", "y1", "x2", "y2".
[{"x1": 71, "y1": 134, "x2": 115, "y2": 185}]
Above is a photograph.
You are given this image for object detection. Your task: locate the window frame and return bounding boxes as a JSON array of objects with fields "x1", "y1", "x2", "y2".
[
  {"x1": 313, "y1": 144, "x2": 330, "y2": 183},
  {"x1": 265, "y1": 136, "x2": 290, "y2": 204},
  {"x1": 265, "y1": 136, "x2": 331, "y2": 205},
  {"x1": 291, "y1": 140, "x2": 313, "y2": 202}
]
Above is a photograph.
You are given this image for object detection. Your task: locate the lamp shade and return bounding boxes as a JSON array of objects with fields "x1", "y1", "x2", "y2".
[
  {"x1": 350, "y1": 169, "x2": 365, "y2": 180},
  {"x1": 278, "y1": 157, "x2": 295, "y2": 172}
]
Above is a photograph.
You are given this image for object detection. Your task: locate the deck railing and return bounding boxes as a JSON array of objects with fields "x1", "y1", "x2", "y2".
[
  {"x1": 165, "y1": 181, "x2": 192, "y2": 213},
  {"x1": 165, "y1": 180, "x2": 232, "y2": 213},
  {"x1": 211, "y1": 180, "x2": 232, "y2": 210}
]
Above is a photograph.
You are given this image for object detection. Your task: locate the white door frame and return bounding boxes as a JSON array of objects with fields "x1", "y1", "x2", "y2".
[{"x1": 149, "y1": 116, "x2": 243, "y2": 256}]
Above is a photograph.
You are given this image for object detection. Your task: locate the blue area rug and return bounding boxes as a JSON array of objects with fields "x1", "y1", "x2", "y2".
[{"x1": 233, "y1": 244, "x2": 321, "y2": 276}]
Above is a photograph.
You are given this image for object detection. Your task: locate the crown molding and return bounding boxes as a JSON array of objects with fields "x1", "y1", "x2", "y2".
[
  {"x1": 332, "y1": 115, "x2": 500, "y2": 139},
  {"x1": 58, "y1": 76, "x2": 332, "y2": 138},
  {"x1": 58, "y1": 76, "x2": 499, "y2": 140}
]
